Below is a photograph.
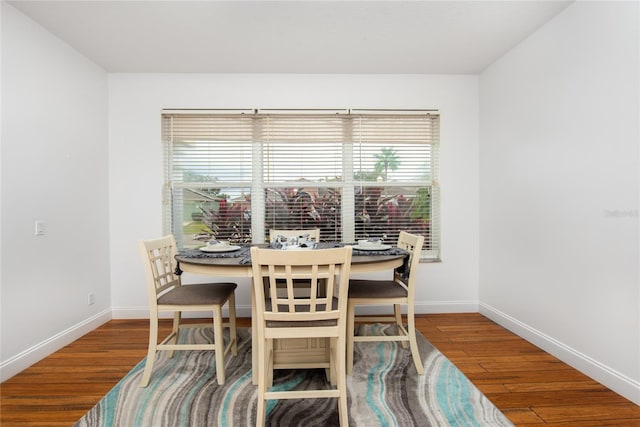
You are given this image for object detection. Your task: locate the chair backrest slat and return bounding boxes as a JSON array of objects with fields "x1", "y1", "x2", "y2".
[{"x1": 251, "y1": 246, "x2": 352, "y2": 324}]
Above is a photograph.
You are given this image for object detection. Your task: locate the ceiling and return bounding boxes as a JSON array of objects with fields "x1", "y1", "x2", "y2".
[{"x1": 9, "y1": 0, "x2": 573, "y2": 74}]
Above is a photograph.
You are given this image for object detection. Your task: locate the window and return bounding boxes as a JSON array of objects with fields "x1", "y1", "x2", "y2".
[{"x1": 162, "y1": 109, "x2": 440, "y2": 260}]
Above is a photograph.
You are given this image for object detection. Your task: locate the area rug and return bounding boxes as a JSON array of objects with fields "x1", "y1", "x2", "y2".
[{"x1": 74, "y1": 326, "x2": 513, "y2": 427}]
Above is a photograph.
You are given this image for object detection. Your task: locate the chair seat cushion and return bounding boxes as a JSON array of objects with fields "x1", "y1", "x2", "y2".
[
  {"x1": 348, "y1": 279, "x2": 408, "y2": 299},
  {"x1": 158, "y1": 282, "x2": 237, "y2": 305}
]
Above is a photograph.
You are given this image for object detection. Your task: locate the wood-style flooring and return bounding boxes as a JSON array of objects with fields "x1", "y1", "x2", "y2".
[{"x1": 1, "y1": 313, "x2": 639, "y2": 426}]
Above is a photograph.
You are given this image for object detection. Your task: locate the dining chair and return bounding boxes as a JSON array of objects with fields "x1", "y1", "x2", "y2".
[
  {"x1": 267, "y1": 228, "x2": 323, "y2": 297},
  {"x1": 250, "y1": 245, "x2": 353, "y2": 427},
  {"x1": 346, "y1": 231, "x2": 425, "y2": 375},
  {"x1": 138, "y1": 235, "x2": 238, "y2": 387}
]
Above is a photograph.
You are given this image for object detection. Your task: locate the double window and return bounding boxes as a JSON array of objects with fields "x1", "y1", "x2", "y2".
[{"x1": 162, "y1": 109, "x2": 440, "y2": 260}]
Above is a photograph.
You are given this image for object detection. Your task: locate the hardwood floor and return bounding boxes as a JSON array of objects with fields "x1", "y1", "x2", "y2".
[{"x1": 1, "y1": 313, "x2": 639, "y2": 426}]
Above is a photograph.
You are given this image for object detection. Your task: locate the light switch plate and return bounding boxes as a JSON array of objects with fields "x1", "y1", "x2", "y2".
[{"x1": 35, "y1": 220, "x2": 45, "y2": 236}]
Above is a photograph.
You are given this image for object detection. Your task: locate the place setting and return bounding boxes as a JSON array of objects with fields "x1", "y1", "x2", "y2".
[
  {"x1": 178, "y1": 239, "x2": 249, "y2": 259},
  {"x1": 349, "y1": 238, "x2": 409, "y2": 257}
]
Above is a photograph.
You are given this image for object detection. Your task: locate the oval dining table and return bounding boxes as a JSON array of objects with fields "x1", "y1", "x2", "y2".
[{"x1": 175, "y1": 243, "x2": 409, "y2": 384}]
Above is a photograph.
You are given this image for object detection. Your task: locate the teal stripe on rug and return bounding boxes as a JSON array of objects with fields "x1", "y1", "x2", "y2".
[
  {"x1": 220, "y1": 370, "x2": 252, "y2": 426},
  {"x1": 437, "y1": 358, "x2": 482, "y2": 427},
  {"x1": 99, "y1": 358, "x2": 145, "y2": 426},
  {"x1": 365, "y1": 341, "x2": 397, "y2": 427}
]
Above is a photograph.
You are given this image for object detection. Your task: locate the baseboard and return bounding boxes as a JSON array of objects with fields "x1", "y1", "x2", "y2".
[
  {"x1": 0, "y1": 309, "x2": 112, "y2": 382},
  {"x1": 480, "y1": 303, "x2": 640, "y2": 405},
  {"x1": 111, "y1": 305, "x2": 254, "y2": 319},
  {"x1": 354, "y1": 300, "x2": 479, "y2": 315},
  {"x1": 112, "y1": 301, "x2": 476, "y2": 320},
  {"x1": 416, "y1": 300, "x2": 479, "y2": 313}
]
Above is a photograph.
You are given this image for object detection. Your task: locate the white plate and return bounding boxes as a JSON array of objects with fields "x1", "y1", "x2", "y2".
[
  {"x1": 353, "y1": 244, "x2": 392, "y2": 251},
  {"x1": 198, "y1": 245, "x2": 242, "y2": 253}
]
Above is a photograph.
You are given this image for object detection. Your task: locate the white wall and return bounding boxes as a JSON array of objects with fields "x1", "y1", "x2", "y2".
[
  {"x1": 0, "y1": 3, "x2": 111, "y2": 381},
  {"x1": 479, "y1": 1, "x2": 639, "y2": 404},
  {"x1": 108, "y1": 74, "x2": 480, "y2": 318}
]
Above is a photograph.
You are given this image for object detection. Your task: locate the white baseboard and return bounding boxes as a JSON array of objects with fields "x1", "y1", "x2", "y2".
[
  {"x1": 111, "y1": 305, "x2": 254, "y2": 319},
  {"x1": 416, "y1": 300, "x2": 479, "y2": 313},
  {"x1": 112, "y1": 301, "x2": 476, "y2": 320},
  {"x1": 353, "y1": 300, "x2": 478, "y2": 315},
  {"x1": 480, "y1": 302, "x2": 640, "y2": 406},
  {"x1": 0, "y1": 309, "x2": 112, "y2": 382}
]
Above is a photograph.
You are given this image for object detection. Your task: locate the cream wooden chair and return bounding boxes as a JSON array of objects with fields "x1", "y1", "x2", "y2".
[
  {"x1": 346, "y1": 231, "x2": 425, "y2": 375},
  {"x1": 268, "y1": 228, "x2": 322, "y2": 297},
  {"x1": 250, "y1": 245, "x2": 353, "y2": 427},
  {"x1": 138, "y1": 235, "x2": 238, "y2": 387}
]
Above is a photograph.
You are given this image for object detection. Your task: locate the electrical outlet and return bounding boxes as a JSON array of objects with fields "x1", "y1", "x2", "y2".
[{"x1": 88, "y1": 293, "x2": 95, "y2": 305}]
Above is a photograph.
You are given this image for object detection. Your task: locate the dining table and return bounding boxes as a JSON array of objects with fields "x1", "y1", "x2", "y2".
[{"x1": 175, "y1": 242, "x2": 409, "y2": 383}]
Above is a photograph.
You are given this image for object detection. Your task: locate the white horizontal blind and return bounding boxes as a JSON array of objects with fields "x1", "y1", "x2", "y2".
[
  {"x1": 162, "y1": 110, "x2": 440, "y2": 260},
  {"x1": 260, "y1": 115, "x2": 346, "y2": 241},
  {"x1": 162, "y1": 114, "x2": 254, "y2": 248},
  {"x1": 165, "y1": 114, "x2": 254, "y2": 182},
  {"x1": 261, "y1": 115, "x2": 345, "y2": 182},
  {"x1": 352, "y1": 114, "x2": 440, "y2": 258}
]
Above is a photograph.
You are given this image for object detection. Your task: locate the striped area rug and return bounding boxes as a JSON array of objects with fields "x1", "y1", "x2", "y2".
[{"x1": 74, "y1": 326, "x2": 513, "y2": 427}]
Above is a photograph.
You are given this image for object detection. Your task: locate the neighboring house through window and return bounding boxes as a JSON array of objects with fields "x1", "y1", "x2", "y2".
[{"x1": 162, "y1": 109, "x2": 440, "y2": 260}]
